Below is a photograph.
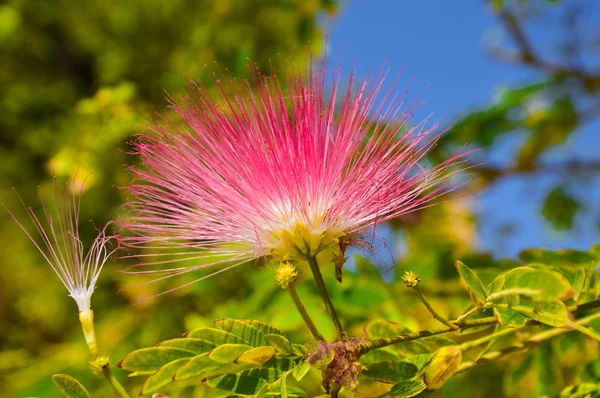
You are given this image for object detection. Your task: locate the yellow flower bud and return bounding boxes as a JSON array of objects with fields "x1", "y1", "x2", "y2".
[
  {"x1": 402, "y1": 271, "x2": 420, "y2": 288},
  {"x1": 274, "y1": 262, "x2": 298, "y2": 289},
  {"x1": 89, "y1": 355, "x2": 111, "y2": 376}
]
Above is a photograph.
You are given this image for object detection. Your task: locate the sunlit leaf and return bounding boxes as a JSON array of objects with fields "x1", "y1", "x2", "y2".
[
  {"x1": 361, "y1": 361, "x2": 418, "y2": 383},
  {"x1": 142, "y1": 358, "x2": 189, "y2": 394},
  {"x1": 175, "y1": 353, "x2": 226, "y2": 380},
  {"x1": 209, "y1": 344, "x2": 254, "y2": 363},
  {"x1": 205, "y1": 373, "x2": 268, "y2": 394},
  {"x1": 52, "y1": 374, "x2": 90, "y2": 398},
  {"x1": 186, "y1": 328, "x2": 249, "y2": 345},
  {"x1": 118, "y1": 347, "x2": 196, "y2": 372},
  {"x1": 455, "y1": 261, "x2": 488, "y2": 300},
  {"x1": 383, "y1": 378, "x2": 427, "y2": 398},
  {"x1": 515, "y1": 268, "x2": 574, "y2": 301},
  {"x1": 423, "y1": 346, "x2": 462, "y2": 391},
  {"x1": 159, "y1": 338, "x2": 217, "y2": 355},
  {"x1": 215, "y1": 318, "x2": 270, "y2": 347},
  {"x1": 236, "y1": 346, "x2": 275, "y2": 365}
]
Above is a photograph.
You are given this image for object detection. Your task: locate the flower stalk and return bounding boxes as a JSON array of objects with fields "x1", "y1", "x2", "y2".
[
  {"x1": 307, "y1": 256, "x2": 346, "y2": 340},
  {"x1": 403, "y1": 271, "x2": 457, "y2": 329},
  {"x1": 287, "y1": 283, "x2": 324, "y2": 341},
  {"x1": 79, "y1": 310, "x2": 99, "y2": 357}
]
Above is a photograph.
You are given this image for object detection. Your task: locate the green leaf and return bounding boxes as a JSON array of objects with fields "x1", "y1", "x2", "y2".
[
  {"x1": 359, "y1": 347, "x2": 402, "y2": 363},
  {"x1": 511, "y1": 299, "x2": 574, "y2": 328},
  {"x1": 402, "y1": 353, "x2": 435, "y2": 373},
  {"x1": 494, "y1": 307, "x2": 528, "y2": 328},
  {"x1": 393, "y1": 340, "x2": 431, "y2": 356},
  {"x1": 242, "y1": 320, "x2": 287, "y2": 337},
  {"x1": 205, "y1": 373, "x2": 268, "y2": 395},
  {"x1": 159, "y1": 338, "x2": 217, "y2": 355},
  {"x1": 292, "y1": 360, "x2": 310, "y2": 381},
  {"x1": 515, "y1": 269, "x2": 574, "y2": 301},
  {"x1": 554, "y1": 267, "x2": 586, "y2": 301},
  {"x1": 209, "y1": 344, "x2": 253, "y2": 363},
  {"x1": 118, "y1": 347, "x2": 196, "y2": 372},
  {"x1": 175, "y1": 353, "x2": 227, "y2": 380},
  {"x1": 423, "y1": 345, "x2": 462, "y2": 391},
  {"x1": 366, "y1": 319, "x2": 410, "y2": 339},
  {"x1": 236, "y1": 346, "x2": 275, "y2": 365},
  {"x1": 215, "y1": 318, "x2": 270, "y2": 347},
  {"x1": 261, "y1": 357, "x2": 300, "y2": 372},
  {"x1": 142, "y1": 358, "x2": 189, "y2": 394},
  {"x1": 455, "y1": 261, "x2": 488, "y2": 300},
  {"x1": 501, "y1": 267, "x2": 536, "y2": 306},
  {"x1": 519, "y1": 248, "x2": 597, "y2": 266},
  {"x1": 52, "y1": 374, "x2": 90, "y2": 398},
  {"x1": 560, "y1": 383, "x2": 600, "y2": 398},
  {"x1": 186, "y1": 328, "x2": 249, "y2": 345},
  {"x1": 265, "y1": 334, "x2": 295, "y2": 356},
  {"x1": 361, "y1": 361, "x2": 418, "y2": 383},
  {"x1": 242, "y1": 368, "x2": 284, "y2": 383},
  {"x1": 541, "y1": 187, "x2": 580, "y2": 231},
  {"x1": 382, "y1": 379, "x2": 427, "y2": 398},
  {"x1": 589, "y1": 318, "x2": 600, "y2": 333}
]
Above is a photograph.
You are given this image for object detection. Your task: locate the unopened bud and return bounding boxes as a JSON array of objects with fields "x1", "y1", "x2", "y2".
[
  {"x1": 89, "y1": 355, "x2": 111, "y2": 376},
  {"x1": 402, "y1": 271, "x2": 420, "y2": 288},
  {"x1": 274, "y1": 262, "x2": 298, "y2": 289}
]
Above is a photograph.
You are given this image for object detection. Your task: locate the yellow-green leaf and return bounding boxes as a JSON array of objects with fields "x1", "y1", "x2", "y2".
[
  {"x1": 215, "y1": 318, "x2": 270, "y2": 347},
  {"x1": 142, "y1": 358, "x2": 189, "y2": 394},
  {"x1": 366, "y1": 319, "x2": 410, "y2": 339},
  {"x1": 236, "y1": 346, "x2": 275, "y2": 365},
  {"x1": 242, "y1": 320, "x2": 287, "y2": 337},
  {"x1": 455, "y1": 261, "x2": 488, "y2": 300},
  {"x1": 511, "y1": 299, "x2": 574, "y2": 328},
  {"x1": 494, "y1": 307, "x2": 528, "y2": 328},
  {"x1": 265, "y1": 334, "x2": 295, "y2": 355},
  {"x1": 205, "y1": 373, "x2": 268, "y2": 395},
  {"x1": 118, "y1": 347, "x2": 196, "y2": 372},
  {"x1": 361, "y1": 360, "x2": 418, "y2": 383},
  {"x1": 384, "y1": 379, "x2": 427, "y2": 398},
  {"x1": 423, "y1": 345, "x2": 462, "y2": 391},
  {"x1": 159, "y1": 338, "x2": 216, "y2": 355},
  {"x1": 292, "y1": 360, "x2": 310, "y2": 381},
  {"x1": 186, "y1": 328, "x2": 248, "y2": 345},
  {"x1": 515, "y1": 268, "x2": 574, "y2": 301},
  {"x1": 52, "y1": 374, "x2": 90, "y2": 398},
  {"x1": 175, "y1": 353, "x2": 226, "y2": 380},
  {"x1": 209, "y1": 343, "x2": 253, "y2": 363}
]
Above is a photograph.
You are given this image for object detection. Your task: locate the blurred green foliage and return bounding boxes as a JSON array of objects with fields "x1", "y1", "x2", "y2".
[{"x1": 1, "y1": 0, "x2": 599, "y2": 397}]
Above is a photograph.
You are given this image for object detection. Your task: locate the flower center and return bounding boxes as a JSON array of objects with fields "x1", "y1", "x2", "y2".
[{"x1": 264, "y1": 212, "x2": 345, "y2": 262}]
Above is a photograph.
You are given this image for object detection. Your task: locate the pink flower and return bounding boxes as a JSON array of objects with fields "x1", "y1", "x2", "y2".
[
  {"x1": 120, "y1": 57, "x2": 475, "y2": 289},
  {"x1": 3, "y1": 178, "x2": 116, "y2": 312}
]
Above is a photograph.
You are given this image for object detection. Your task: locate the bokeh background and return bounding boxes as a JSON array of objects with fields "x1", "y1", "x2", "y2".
[{"x1": 1, "y1": 0, "x2": 599, "y2": 397}]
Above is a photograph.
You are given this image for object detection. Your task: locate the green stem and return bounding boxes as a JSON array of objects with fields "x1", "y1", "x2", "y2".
[
  {"x1": 287, "y1": 282, "x2": 324, "y2": 341},
  {"x1": 458, "y1": 325, "x2": 522, "y2": 352},
  {"x1": 455, "y1": 306, "x2": 482, "y2": 326},
  {"x1": 356, "y1": 316, "x2": 498, "y2": 357},
  {"x1": 458, "y1": 312, "x2": 600, "y2": 373},
  {"x1": 306, "y1": 255, "x2": 346, "y2": 339},
  {"x1": 102, "y1": 366, "x2": 131, "y2": 398},
  {"x1": 414, "y1": 285, "x2": 458, "y2": 329}
]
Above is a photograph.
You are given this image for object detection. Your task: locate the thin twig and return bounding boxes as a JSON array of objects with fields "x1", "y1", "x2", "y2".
[
  {"x1": 458, "y1": 312, "x2": 600, "y2": 373},
  {"x1": 356, "y1": 317, "x2": 498, "y2": 357},
  {"x1": 286, "y1": 282, "x2": 324, "y2": 341},
  {"x1": 307, "y1": 255, "x2": 346, "y2": 339},
  {"x1": 413, "y1": 285, "x2": 458, "y2": 329}
]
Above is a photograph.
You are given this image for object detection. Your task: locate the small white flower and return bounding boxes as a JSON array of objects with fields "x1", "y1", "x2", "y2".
[{"x1": 3, "y1": 177, "x2": 116, "y2": 312}]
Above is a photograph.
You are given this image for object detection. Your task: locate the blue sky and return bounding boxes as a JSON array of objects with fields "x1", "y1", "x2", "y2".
[{"x1": 327, "y1": 1, "x2": 600, "y2": 258}]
